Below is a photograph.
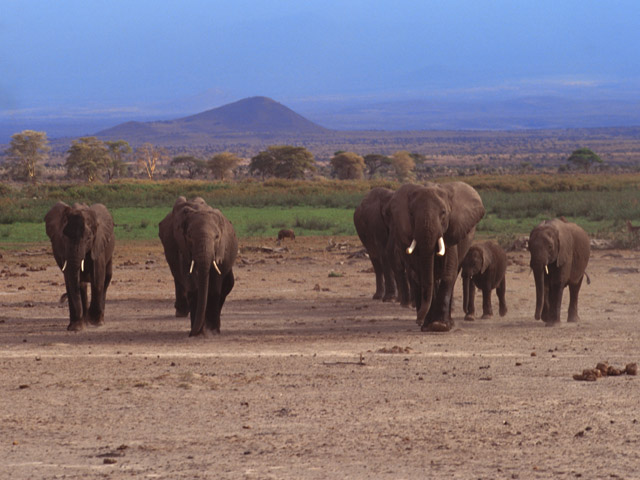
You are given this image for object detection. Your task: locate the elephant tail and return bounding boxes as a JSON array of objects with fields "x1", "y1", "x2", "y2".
[{"x1": 585, "y1": 271, "x2": 591, "y2": 285}]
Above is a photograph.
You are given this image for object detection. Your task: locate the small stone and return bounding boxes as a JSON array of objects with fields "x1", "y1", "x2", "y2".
[{"x1": 625, "y1": 363, "x2": 638, "y2": 375}]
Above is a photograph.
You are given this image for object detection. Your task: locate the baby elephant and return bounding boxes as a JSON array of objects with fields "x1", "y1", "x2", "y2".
[
  {"x1": 277, "y1": 229, "x2": 296, "y2": 242},
  {"x1": 461, "y1": 241, "x2": 508, "y2": 321}
]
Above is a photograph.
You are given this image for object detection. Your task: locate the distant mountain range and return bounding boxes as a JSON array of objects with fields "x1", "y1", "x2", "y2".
[{"x1": 95, "y1": 96, "x2": 329, "y2": 144}]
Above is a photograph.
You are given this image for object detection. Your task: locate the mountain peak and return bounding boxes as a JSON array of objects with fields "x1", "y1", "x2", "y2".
[{"x1": 96, "y1": 96, "x2": 328, "y2": 143}]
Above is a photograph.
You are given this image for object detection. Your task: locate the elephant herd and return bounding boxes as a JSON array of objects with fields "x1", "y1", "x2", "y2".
[
  {"x1": 45, "y1": 196, "x2": 236, "y2": 336},
  {"x1": 354, "y1": 184, "x2": 591, "y2": 331},
  {"x1": 43, "y1": 182, "x2": 590, "y2": 336}
]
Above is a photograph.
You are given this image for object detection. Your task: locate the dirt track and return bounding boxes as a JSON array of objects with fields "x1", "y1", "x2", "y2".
[{"x1": 1, "y1": 237, "x2": 639, "y2": 479}]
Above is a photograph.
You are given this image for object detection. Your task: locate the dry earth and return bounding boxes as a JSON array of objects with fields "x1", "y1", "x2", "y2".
[{"x1": 1, "y1": 236, "x2": 639, "y2": 479}]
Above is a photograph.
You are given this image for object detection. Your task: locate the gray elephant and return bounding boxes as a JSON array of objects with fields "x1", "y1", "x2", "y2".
[
  {"x1": 159, "y1": 197, "x2": 238, "y2": 336},
  {"x1": 461, "y1": 241, "x2": 508, "y2": 321},
  {"x1": 387, "y1": 182, "x2": 485, "y2": 331},
  {"x1": 44, "y1": 202, "x2": 115, "y2": 331},
  {"x1": 354, "y1": 187, "x2": 397, "y2": 301},
  {"x1": 528, "y1": 218, "x2": 590, "y2": 325}
]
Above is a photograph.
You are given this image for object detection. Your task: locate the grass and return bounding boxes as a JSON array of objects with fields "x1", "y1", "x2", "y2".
[{"x1": 2, "y1": 175, "x2": 640, "y2": 245}]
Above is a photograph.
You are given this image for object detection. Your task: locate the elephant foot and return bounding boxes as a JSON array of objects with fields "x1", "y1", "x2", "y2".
[
  {"x1": 421, "y1": 321, "x2": 452, "y2": 332},
  {"x1": 175, "y1": 309, "x2": 189, "y2": 318},
  {"x1": 464, "y1": 314, "x2": 475, "y2": 322},
  {"x1": 205, "y1": 326, "x2": 221, "y2": 336},
  {"x1": 67, "y1": 321, "x2": 85, "y2": 332},
  {"x1": 481, "y1": 313, "x2": 493, "y2": 320},
  {"x1": 373, "y1": 292, "x2": 383, "y2": 300},
  {"x1": 567, "y1": 314, "x2": 580, "y2": 323},
  {"x1": 499, "y1": 306, "x2": 508, "y2": 317},
  {"x1": 188, "y1": 329, "x2": 205, "y2": 337},
  {"x1": 382, "y1": 294, "x2": 396, "y2": 303},
  {"x1": 544, "y1": 319, "x2": 561, "y2": 327},
  {"x1": 88, "y1": 316, "x2": 104, "y2": 327}
]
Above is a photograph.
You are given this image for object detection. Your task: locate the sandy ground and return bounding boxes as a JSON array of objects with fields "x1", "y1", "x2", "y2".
[{"x1": 1, "y1": 236, "x2": 639, "y2": 479}]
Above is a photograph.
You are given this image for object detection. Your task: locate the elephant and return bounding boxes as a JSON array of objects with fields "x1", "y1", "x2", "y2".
[
  {"x1": 528, "y1": 218, "x2": 590, "y2": 325},
  {"x1": 387, "y1": 182, "x2": 485, "y2": 331},
  {"x1": 354, "y1": 187, "x2": 398, "y2": 302},
  {"x1": 461, "y1": 241, "x2": 508, "y2": 321},
  {"x1": 44, "y1": 202, "x2": 115, "y2": 331},
  {"x1": 159, "y1": 197, "x2": 238, "y2": 337},
  {"x1": 277, "y1": 229, "x2": 296, "y2": 242}
]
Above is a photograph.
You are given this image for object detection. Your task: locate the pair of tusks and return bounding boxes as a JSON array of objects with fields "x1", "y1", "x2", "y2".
[
  {"x1": 190, "y1": 260, "x2": 222, "y2": 275},
  {"x1": 406, "y1": 237, "x2": 446, "y2": 256},
  {"x1": 61, "y1": 260, "x2": 84, "y2": 272}
]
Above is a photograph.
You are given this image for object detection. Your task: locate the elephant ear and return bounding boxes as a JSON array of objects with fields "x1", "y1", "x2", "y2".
[
  {"x1": 442, "y1": 182, "x2": 485, "y2": 245},
  {"x1": 480, "y1": 244, "x2": 493, "y2": 274},
  {"x1": 89, "y1": 204, "x2": 114, "y2": 261},
  {"x1": 44, "y1": 202, "x2": 70, "y2": 268},
  {"x1": 555, "y1": 220, "x2": 572, "y2": 268}
]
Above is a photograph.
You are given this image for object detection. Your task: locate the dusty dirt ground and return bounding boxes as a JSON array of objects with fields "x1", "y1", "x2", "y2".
[{"x1": 1, "y1": 236, "x2": 639, "y2": 479}]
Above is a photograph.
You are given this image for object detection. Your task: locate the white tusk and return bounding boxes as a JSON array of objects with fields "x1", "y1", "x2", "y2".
[
  {"x1": 406, "y1": 239, "x2": 417, "y2": 255},
  {"x1": 190, "y1": 260, "x2": 195, "y2": 274},
  {"x1": 213, "y1": 260, "x2": 221, "y2": 275},
  {"x1": 81, "y1": 259, "x2": 84, "y2": 272},
  {"x1": 61, "y1": 260, "x2": 67, "y2": 272},
  {"x1": 437, "y1": 236, "x2": 446, "y2": 256},
  {"x1": 545, "y1": 265, "x2": 549, "y2": 275}
]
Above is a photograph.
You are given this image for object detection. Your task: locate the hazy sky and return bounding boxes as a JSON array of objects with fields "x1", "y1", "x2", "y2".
[{"x1": 2, "y1": 0, "x2": 639, "y2": 124}]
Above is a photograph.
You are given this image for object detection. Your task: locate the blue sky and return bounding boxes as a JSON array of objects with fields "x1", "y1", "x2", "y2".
[{"x1": 2, "y1": 0, "x2": 640, "y2": 133}]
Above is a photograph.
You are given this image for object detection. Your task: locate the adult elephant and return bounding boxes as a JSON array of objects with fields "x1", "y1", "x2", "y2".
[
  {"x1": 387, "y1": 182, "x2": 485, "y2": 331},
  {"x1": 528, "y1": 218, "x2": 590, "y2": 325},
  {"x1": 354, "y1": 187, "x2": 397, "y2": 302},
  {"x1": 44, "y1": 202, "x2": 115, "y2": 331},
  {"x1": 159, "y1": 197, "x2": 238, "y2": 337}
]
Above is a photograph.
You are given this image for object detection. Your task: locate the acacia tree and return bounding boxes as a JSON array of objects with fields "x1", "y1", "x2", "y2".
[
  {"x1": 567, "y1": 148, "x2": 603, "y2": 173},
  {"x1": 4, "y1": 130, "x2": 50, "y2": 183},
  {"x1": 330, "y1": 151, "x2": 366, "y2": 180},
  {"x1": 209, "y1": 152, "x2": 241, "y2": 181},
  {"x1": 391, "y1": 150, "x2": 415, "y2": 182},
  {"x1": 363, "y1": 153, "x2": 391, "y2": 178},
  {"x1": 170, "y1": 155, "x2": 207, "y2": 179},
  {"x1": 104, "y1": 140, "x2": 131, "y2": 182},
  {"x1": 250, "y1": 145, "x2": 315, "y2": 180},
  {"x1": 65, "y1": 137, "x2": 110, "y2": 182},
  {"x1": 135, "y1": 143, "x2": 168, "y2": 179}
]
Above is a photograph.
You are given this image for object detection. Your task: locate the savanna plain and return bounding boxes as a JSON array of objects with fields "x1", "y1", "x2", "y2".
[{"x1": 1, "y1": 231, "x2": 640, "y2": 479}]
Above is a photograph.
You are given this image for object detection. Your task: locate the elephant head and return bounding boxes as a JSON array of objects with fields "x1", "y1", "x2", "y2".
[
  {"x1": 172, "y1": 198, "x2": 237, "y2": 336},
  {"x1": 389, "y1": 182, "x2": 485, "y2": 327},
  {"x1": 45, "y1": 201, "x2": 115, "y2": 330},
  {"x1": 528, "y1": 219, "x2": 570, "y2": 320}
]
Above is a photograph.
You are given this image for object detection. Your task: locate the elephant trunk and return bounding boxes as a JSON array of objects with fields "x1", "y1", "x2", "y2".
[
  {"x1": 190, "y1": 261, "x2": 211, "y2": 337},
  {"x1": 416, "y1": 252, "x2": 435, "y2": 326},
  {"x1": 533, "y1": 265, "x2": 545, "y2": 320}
]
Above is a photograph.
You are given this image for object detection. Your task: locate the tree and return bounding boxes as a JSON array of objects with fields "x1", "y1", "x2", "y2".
[
  {"x1": 104, "y1": 140, "x2": 131, "y2": 182},
  {"x1": 209, "y1": 152, "x2": 241, "y2": 181},
  {"x1": 567, "y1": 148, "x2": 603, "y2": 173},
  {"x1": 330, "y1": 152, "x2": 366, "y2": 180},
  {"x1": 363, "y1": 154, "x2": 391, "y2": 178},
  {"x1": 135, "y1": 143, "x2": 168, "y2": 179},
  {"x1": 391, "y1": 150, "x2": 415, "y2": 182},
  {"x1": 65, "y1": 137, "x2": 110, "y2": 182},
  {"x1": 170, "y1": 155, "x2": 207, "y2": 179},
  {"x1": 250, "y1": 145, "x2": 315, "y2": 180},
  {"x1": 4, "y1": 130, "x2": 50, "y2": 183}
]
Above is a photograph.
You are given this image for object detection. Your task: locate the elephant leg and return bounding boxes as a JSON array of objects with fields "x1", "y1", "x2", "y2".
[
  {"x1": 65, "y1": 279, "x2": 86, "y2": 331},
  {"x1": 381, "y1": 258, "x2": 397, "y2": 302},
  {"x1": 370, "y1": 256, "x2": 385, "y2": 300},
  {"x1": 423, "y1": 254, "x2": 458, "y2": 331},
  {"x1": 481, "y1": 285, "x2": 493, "y2": 319},
  {"x1": 567, "y1": 277, "x2": 583, "y2": 322},
  {"x1": 205, "y1": 272, "x2": 229, "y2": 334},
  {"x1": 464, "y1": 282, "x2": 476, "y2": 321},
  {"x1": 541, "y1": 279, "x2": 551, "y2": 322},
  {"x1": 88, "y1": 262, "x2": 108, "y2": 326},
  {"x1": 545, "y1": 280, "x2": 563, "y2": 325},
  {"x1": 188, "y1": 288, "x2": 198, "y2": 332},
  {"x1": 497, "y1": 278, "x2": 508, "y2": 317},
  {"x1": 173, "y1": 277, "x2": 189, "y2": 317}
]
